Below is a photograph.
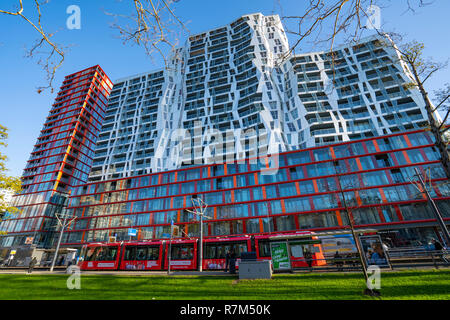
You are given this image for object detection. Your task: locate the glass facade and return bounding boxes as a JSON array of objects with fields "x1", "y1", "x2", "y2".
[
  {"x1": 0, "y1": 14, "x2": 447, "y2": 250},
  {"x1": 0, "y1": 66, "x2": 112, "y2": 248},
  {"x1": 57, "y1": 130, "x2": 449, "y2": 245}
]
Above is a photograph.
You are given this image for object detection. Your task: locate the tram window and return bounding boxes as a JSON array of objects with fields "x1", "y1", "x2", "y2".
[
  {"x1": 234, "y1": 243, "x2": 247, "y2": 257},
  {"x1": 147, "y1": 247, "x2": 159, "y2": 260},
  {"x1": 92, "y1": 247, "x2": 104, "y2": 261},
  {"x1": 205, "y1": 245, "x2": 217, "y2": 259},
  {"x1": 108, "y1": 247, "x2": 118, "y2": 261},
  {"x1": 171, "y1": 245, "x2": 194, "y2": 260},
  {"x1": 96, "y1": 247, "x2": 118, "y2": 261},
  {"x1": 258, "y1": 241, "x2": 271, "y2": 257},
  {"x1": 124, "y1": 246, "x2": 136, "y2": 260},
  {"x1": 86, "y1": 247, "x2": 96, "y2": 261},
  {"x1": 94, "y1": 247, "x2": 105, "y2": 261},
  {"x1": 171, "y1": 247, "x2": 180, "y2": 259},
  {"x1": 136, "y1": 247, "x2": 148, "y2": 261},
  {"x1": 290, "y1": 244, "x2": 304, "y2": 258},
  {"x1": 217, "y1": 245, "x2": 227, "y2": 259},
  {"x1": 79, "y1": 247, "x2": 87, "y2": 260},
  {"x1": 204, "y1": 242, "x2": 248, "y2": 259}
]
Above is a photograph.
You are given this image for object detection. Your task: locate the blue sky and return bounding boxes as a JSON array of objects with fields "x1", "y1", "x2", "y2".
[{"x1": 1, "y1": 0, "x2": 449, "y2": 177}]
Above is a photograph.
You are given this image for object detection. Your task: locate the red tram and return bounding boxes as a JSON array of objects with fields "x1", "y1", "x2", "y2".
[
  {"x1": 120, "y1": 241, "x2": 165, "y2": 270},
  {"x1": 77, "y1": 232, "x2": 327, "y2": 271},
  {"x1": 163, "y1": 239, "x2": 198, "y2": 270},
  {"x1": 78, "y1": 239, "x2": 198, "y2": 271},
  {"x1": 79, "y1": 242, "x2": 122, "y2": 271},
  {"x1": 202, "y1": 236, "x2": 252, "y2": 270}
]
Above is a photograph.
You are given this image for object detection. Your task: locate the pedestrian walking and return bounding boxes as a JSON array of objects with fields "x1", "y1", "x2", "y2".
[
  {"x1": 334, "y1": 251, "x2": 343, "y2": 271},
  {"x1": 304, "y1": 249, "x2": 313, "y2": 271},
  {"x1": 58, "y1": 255, "x2": 65, "y2": 266},
  {"x1": 27, "y1": 257, "x2": 37, "y2": 274},
  {"x1": 432, "y1": 238, "x2": 443, "y2": 251},
  {"x1": 229, "y1": 248, "x2": 236, "y2": 274}
]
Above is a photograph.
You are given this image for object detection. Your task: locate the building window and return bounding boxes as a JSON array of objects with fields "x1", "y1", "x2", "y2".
[
  {"x1": 398, "y1": 203, "x2": 435, "y2": 221},
  {"x1": 284, "y1": 197, "x2": 310, "y2": 212},
  {"x1": 298, "y1": 212, "x2": 339, "y2": 229},
  {"x1": 276, "y1": 215, "x2": 296, "y2": 231}
]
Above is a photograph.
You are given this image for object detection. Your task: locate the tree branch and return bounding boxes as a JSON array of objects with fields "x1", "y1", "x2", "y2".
[{"x1": 0, "y1": 0, "x2": 65, "y2": 93}]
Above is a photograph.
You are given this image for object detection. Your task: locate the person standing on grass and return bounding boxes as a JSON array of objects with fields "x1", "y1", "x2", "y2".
[{"x1": 27, "y1": 257, "x2": 37, "y2": 274}]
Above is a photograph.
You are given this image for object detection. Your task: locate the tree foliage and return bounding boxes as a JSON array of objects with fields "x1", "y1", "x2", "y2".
[{"x1": 0, "y1": 125, "x2": 22, "y2": 220}]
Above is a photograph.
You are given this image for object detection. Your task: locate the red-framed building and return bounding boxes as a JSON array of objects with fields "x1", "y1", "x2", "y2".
[
  {"x1": 0, "y1": 66, "x2": 112, "y2": 248},
  {"x1": 59, "y1": 129, "x2": 449, "y2": 248}
]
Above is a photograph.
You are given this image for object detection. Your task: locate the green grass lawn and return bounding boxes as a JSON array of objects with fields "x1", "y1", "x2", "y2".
[{"x1": 0, "y1": 270, "x2": 449, "y2": 300}]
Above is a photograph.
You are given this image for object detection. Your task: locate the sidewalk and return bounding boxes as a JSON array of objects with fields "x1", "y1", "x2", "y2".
[
  {"x1": 0, "y1": 269, "x2": 239, "y2": 276},
  {"x1": 0, "y1": 266, "x2": 447, "y2": 276}
]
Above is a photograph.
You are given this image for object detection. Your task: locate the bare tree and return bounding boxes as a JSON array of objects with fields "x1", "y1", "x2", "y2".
[
  {"x1": 278, "y1": 0, "x2": 430, "y2": 60},
  {"x1": 1, "y1": 0, "x2": 187, "y2": 93},
  {"x1": 0, "y1": 0, "x2": 433, "y2": 91},
  {"x1": 0, "y1": 0, "x2": 436, "y2": 93},
  {"x1": 104, "y1": 0, "x2": 188, "y2": 67},
  {"x1": 376, "y1": 35, "x2": 450, "y2": 178},
  {"x1": 434, "y1": 84, "x2": 450, "y2": 134},
  {"x1": 331, "y1": 154, "x2": 377, "y2": 295},
  {"x1": 0, "y1": 0, "x2": 65, "y2": 93}
]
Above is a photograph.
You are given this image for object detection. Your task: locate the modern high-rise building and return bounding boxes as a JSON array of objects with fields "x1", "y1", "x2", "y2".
[
  {"x1": 0, "y1": 14, "x2": 447, "y2": 255},
  {"x1": 88, "y1": 14, "x2": 438, "y2": 182},
  {"x1": 0, "y1": 66, "x2": 112, "y2": 248},
  {"x1": 281, "y1": 36, "x2": 432, "y2": 148},
  {"x1": 89, "y1": 14, "x2": 292, "y2": 181},
  {"x1": 65, "y1": 129, "x2": 450, "y2": 248},
  {"x1": 65, "y1": 14, "x2": 447, "y2": 252}
]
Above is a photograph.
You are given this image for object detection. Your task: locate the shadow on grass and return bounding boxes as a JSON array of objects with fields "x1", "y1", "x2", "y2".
[
  {"x1": 0, "y1": 270, "x2": 448, "y2": 300},
  {"x1": 380, "y1": 284, "x2": 450, "y2": 299}
]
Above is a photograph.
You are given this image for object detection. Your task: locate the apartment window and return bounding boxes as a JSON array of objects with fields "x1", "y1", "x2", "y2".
[
  {"x1": 276, "y1": 215, "x2": 296, "y2": 232},
  {"x1": 298, "y1": 212, "x2": 339, "y2": 229}
]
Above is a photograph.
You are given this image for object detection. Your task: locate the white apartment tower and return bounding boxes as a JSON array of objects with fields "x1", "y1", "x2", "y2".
[
  {"x1": 281, "y1": 35, "x2": 433, "y2": 148},
  {"x1": 89, "y1": 13, "x2": 435, "y2": 181}
]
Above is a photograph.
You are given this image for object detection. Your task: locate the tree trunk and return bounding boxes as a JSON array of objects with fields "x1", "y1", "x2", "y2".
[{"x1": 411, "y1": 69, "x2": 450, "y2": 178}]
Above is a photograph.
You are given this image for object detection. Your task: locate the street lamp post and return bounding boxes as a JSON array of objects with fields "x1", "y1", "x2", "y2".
[
  {"x1": 50, "y1": 210, "x2": 76, "y2": 272},
  {"x1": 331, "y1": 158, "x2": 378, "y2": 296},
  {"x1": 199, "y1": 210, "x2": 204, "y2": 272},
  {"x1": 186, "y1": 197, "x2": 211, "y2": 272},
  {"x1": 168, "y1": 221, "x2": 173, "y2": 275}
]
